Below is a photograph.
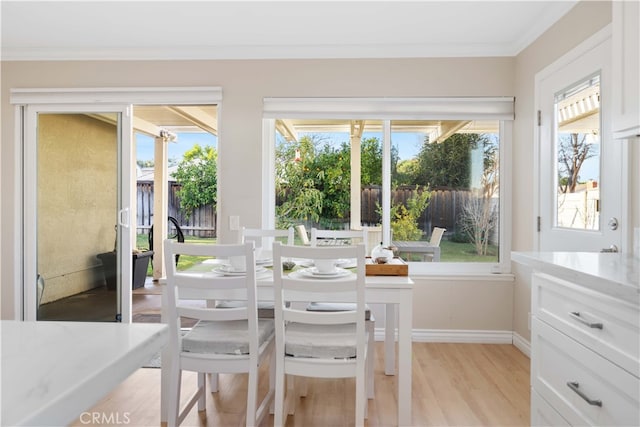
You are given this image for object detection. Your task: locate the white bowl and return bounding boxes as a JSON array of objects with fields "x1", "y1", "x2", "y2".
[
  {"x1": 228, "y1": 255, "x2": 246, "y2": 271},
  {"x1": 314, "y1": 259, "x2": 336, "y2": 274}
]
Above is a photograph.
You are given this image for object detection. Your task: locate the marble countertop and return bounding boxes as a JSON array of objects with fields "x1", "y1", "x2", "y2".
[
  {"x1": 512, "y1": 252, "x2": 639, "y2": 304},
  {"x1": 1, "y1": 321, "x2": 168, "y2": 426}
]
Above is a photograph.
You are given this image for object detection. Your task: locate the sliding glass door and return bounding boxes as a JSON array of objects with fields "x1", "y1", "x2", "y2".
[{"x1": 23, "y1": 105, "x2": 133, "y2": 321}]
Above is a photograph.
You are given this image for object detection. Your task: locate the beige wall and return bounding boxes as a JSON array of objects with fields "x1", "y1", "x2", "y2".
[
  {"x1": 1, "y1": 1, "x2": 630, "y2": 340},
  {"x1": 37, "y1": 114, "x2": 117, "y2": 303},
  {"x1": 511, "y1": 1, "x2": 613, "y2": 342},
  {"x1": 1, "y1": 57, "x2": 515, "y2": 321}
]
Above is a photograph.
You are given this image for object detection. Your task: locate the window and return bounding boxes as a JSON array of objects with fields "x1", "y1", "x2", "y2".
[
  {"x1": 553, "y1": 74, "x2": 601, "y2": 231},
  {"x1": 263, "y1": 98, "x2": 513, "y2": 274}
]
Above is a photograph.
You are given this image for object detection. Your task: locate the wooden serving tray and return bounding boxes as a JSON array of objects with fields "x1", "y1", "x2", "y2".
[{"x1": 365, "y1": 257, "x2": 408, "y2": 276}]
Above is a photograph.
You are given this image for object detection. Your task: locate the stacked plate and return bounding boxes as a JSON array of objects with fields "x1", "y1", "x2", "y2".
[
  {"x1": 296, "y1": 267, "x2": 352, "y2": 279},
  {"x1": 212, "y1": 265, "x2": 268, "y2": 276}
]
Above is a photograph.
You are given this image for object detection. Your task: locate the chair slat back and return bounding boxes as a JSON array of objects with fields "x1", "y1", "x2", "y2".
[
  {"x1": 310, "y1": 228, "x2": 367, "y2": 247},
  {"x1": 163, "y1": 240, "x2": 259, "y2": 336},
  {"x1": 272, "y1": 243, "x2": 366, "y2": 327},
  {"x1": 242, "y1": 227, "x2": 294, "y2": 249},
  {"x1": 429, "y1": 227, "x2": 446, "y2": 246}
]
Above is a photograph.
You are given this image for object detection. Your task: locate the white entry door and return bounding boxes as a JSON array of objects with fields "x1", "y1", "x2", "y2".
[
  {"x1": 22, "y1": 103, "x2": 133, "y2": 322},
  {"x1": 536, "y1": 29, "x2": 625, "y2": 252}
]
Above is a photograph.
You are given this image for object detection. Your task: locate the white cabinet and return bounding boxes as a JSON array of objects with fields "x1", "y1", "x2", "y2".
[
  {"x1": 612, "y1": 0, "x2": 640, "y2": 140},
  {"x1": 531, "y1": 273, "x2": 640, "y2": 426}
]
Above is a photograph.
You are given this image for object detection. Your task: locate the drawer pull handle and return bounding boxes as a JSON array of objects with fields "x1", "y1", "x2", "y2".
[
  {"x1": 567, "y1": 382, "x2": 602, "y2": 407},
  {"x1": 569, "y1": 311, "x2": 603, "y2": 329}
]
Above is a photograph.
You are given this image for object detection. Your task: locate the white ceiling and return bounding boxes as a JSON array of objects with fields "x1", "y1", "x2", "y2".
[{"x1": 1, "y1": 1, "x2": 578, "y2": 61}]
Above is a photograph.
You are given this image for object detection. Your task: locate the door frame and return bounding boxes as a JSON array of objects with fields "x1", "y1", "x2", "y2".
[
  {"x1": 533, "y1": 24, "x2": 631, "y2": 253},
  {"x1": 9, "y1": 87, "x2": 223, "y2": 321},
  {"x1": 22, "y1": 103, "x2": 133, "y2": 322}
]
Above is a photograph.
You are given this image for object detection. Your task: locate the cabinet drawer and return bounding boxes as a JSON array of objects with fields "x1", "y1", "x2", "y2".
[
  {"x1": 532, "y1": 318, "x2": 640, "y2": 427},
  {"x1": 532, "y1": 390, "x2": 570, "y2": 427},
  {"x1": 532, "y1": 272, "x2": 639, "y2": 376}
]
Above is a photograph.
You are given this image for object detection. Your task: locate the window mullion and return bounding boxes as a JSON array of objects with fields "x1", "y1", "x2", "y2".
[{"x1": 382, "y1": 120, "x2": 392, "y2": 245}]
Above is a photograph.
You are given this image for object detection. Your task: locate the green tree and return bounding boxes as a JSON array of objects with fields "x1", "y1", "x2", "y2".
[
  {"x1": 360, "y1": 137, "x2": 382, "y2": 185},
  {"x1": 394, "y1": 158, "x2": 419, "y2": 186},
  {"x1": 388, "y1": 186, "x2": 431, "y2": 240},
  {"x1": 172, "y1": 144, "x2": 217, "y2": 218},
  {"x1": 415, "y1": 133, "x2": 491, "y2": 188},
  {"x1": 276, "y1": 134, "x2": 395, "y2": 226}
]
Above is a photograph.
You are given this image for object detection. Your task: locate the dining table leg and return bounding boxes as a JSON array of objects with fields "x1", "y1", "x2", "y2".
[
  {"x1": 160, "y1": 285, "x2": 168, "y2": 424},
  {"x1": 384, "y1": 303, "x2": 396, "y2": 375},
  {"x1": 397, "y1": 293, "x2": 413, "y2": 426}
]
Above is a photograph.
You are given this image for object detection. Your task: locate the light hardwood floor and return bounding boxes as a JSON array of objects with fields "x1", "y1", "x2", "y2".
[{"x1": 71, "y1": 342, "x2": 530, "y2": 427}]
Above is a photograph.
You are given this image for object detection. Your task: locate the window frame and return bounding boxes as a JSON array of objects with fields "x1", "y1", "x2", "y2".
[{"x1": 263, "y1": 97, "x2": 514, "y2": 275}]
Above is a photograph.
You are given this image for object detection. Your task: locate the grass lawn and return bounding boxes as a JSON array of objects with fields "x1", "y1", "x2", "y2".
[
  {"x1": 135, "y1": 233, "x2": 497, "y2": 276},
  {"x1": 399, "y1": 240, "x2": 498, "y2": 263},
  {"x1": 136, "y1": 233, "x2": 217, "y2": 274}
]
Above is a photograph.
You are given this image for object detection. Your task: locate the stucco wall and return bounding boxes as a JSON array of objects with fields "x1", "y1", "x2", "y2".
[{"x1": 37, "y1": 114, "x2": 117, "y2": 303}]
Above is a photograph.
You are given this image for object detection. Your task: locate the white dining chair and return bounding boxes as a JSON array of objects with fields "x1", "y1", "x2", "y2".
[
  {"x1": 241, "y1": 226, "x2": 295, "y2": 251},
  {"x1": 219, "y1": 227, "x2": 295, "y2": 318},
  {"x1": 310, "y1": 227, "x2": 367, "y2": 248},
  {"x1": 272, "y1": 242, "x2": 369, "y2": 427},
  {"x1": 308, "y1": 227, "x2": 376, "y2": 398},
  {"x1": 163, "y1": 240, "x2": 275, "y2": 427}
]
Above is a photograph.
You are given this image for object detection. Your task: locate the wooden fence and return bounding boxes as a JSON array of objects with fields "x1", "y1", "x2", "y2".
[
  {"x1": 361, "y1": 185, "x2": 472, "y2": 237},
  {"x1": 137, "y1": 181, "x2": 216, "y2": 238},
  {"x1": 138, "y1": 182, "x2": 475, "y2": 239}
]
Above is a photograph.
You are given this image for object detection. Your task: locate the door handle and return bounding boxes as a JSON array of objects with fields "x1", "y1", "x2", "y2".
[
  {"x1": 600, "y1": 244, "x2": 618, "y2": 253},
  {"x1": 118, "y1": 208, "x2": 130, "y2": 228}
]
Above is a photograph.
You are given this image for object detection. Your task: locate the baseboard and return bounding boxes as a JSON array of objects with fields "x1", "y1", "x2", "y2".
[
  {"x1": 375, "y1": 328, "x2": 532, "y2": 356},
  {"x1": 375, "y1": 328, "x2": 513, "y2": 344},
  {"x1": 512, "y1": 331, "x2": 531, "y2": 358}
]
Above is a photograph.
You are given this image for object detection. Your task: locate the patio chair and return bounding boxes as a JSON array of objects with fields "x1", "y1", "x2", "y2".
[
  {"x1": 426, "y1": 227, "x2": 446, "y2": 261},
  {"x1": 149, "y1": 216, "x2": 184, "y2": 265},
  {"x1": 295, "y1": 225, "x2": 310, "y2": 245}
]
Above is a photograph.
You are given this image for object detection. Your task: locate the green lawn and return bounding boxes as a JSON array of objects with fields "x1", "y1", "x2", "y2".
[
  {"x1": 399, "y1": 240, "x2": 498, "y2": 263},
  {"x1": 135, "y1": 234, "x2": 216, "y2": 274},
  {"x1": 134, "y1": 233, "x2": 497, "y2": 276}
]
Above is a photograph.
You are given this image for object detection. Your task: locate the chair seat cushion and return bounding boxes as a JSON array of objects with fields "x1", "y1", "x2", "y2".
[
  {"x1": 182, "y1": 319, "x2": 275, "y2": 355},
  {"x1": 285, "y1": 322, "x2": 358, "y2": 359},
  {"x1": 215, "y1": 300, "x2": 279, "y2": 318},
  {"x1": 306, "y1": 302, "x2": 372, "y2": 321}
]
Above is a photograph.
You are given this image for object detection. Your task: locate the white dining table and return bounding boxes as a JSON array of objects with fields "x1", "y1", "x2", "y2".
[
  {"x1": 1, "y1": 320, "x2": 168, "y2": 427},
  {"x1": 160, "y1": 266, "x2": 414, "y2": 426}
]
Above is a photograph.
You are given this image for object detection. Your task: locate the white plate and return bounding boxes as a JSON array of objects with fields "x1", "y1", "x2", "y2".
[
  {"x1": 256, "y1": 258, "x2": 273, "y2": 266},
  {"x1": 213, "y1": 265, "x2": 267, "y2": 276},
  {"x1": 296, "y1": 267, "x2": 352, "y2": 279},
  {"x1": 336, "y1": 258, "x2": 357, "y2": 269},
  {"x1": 297, "y1": 258, "x2": 353, "y2": 268}
]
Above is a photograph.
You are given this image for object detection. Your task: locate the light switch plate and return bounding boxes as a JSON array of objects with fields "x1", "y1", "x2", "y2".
[{"x1": 229, "y1": 215, "x2": 240, "y2": 231}]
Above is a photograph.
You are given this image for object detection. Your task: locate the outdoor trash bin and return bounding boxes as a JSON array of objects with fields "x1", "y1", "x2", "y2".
[{"x1": 97, "y1": 250, "x2": 154, "y2": 290}]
